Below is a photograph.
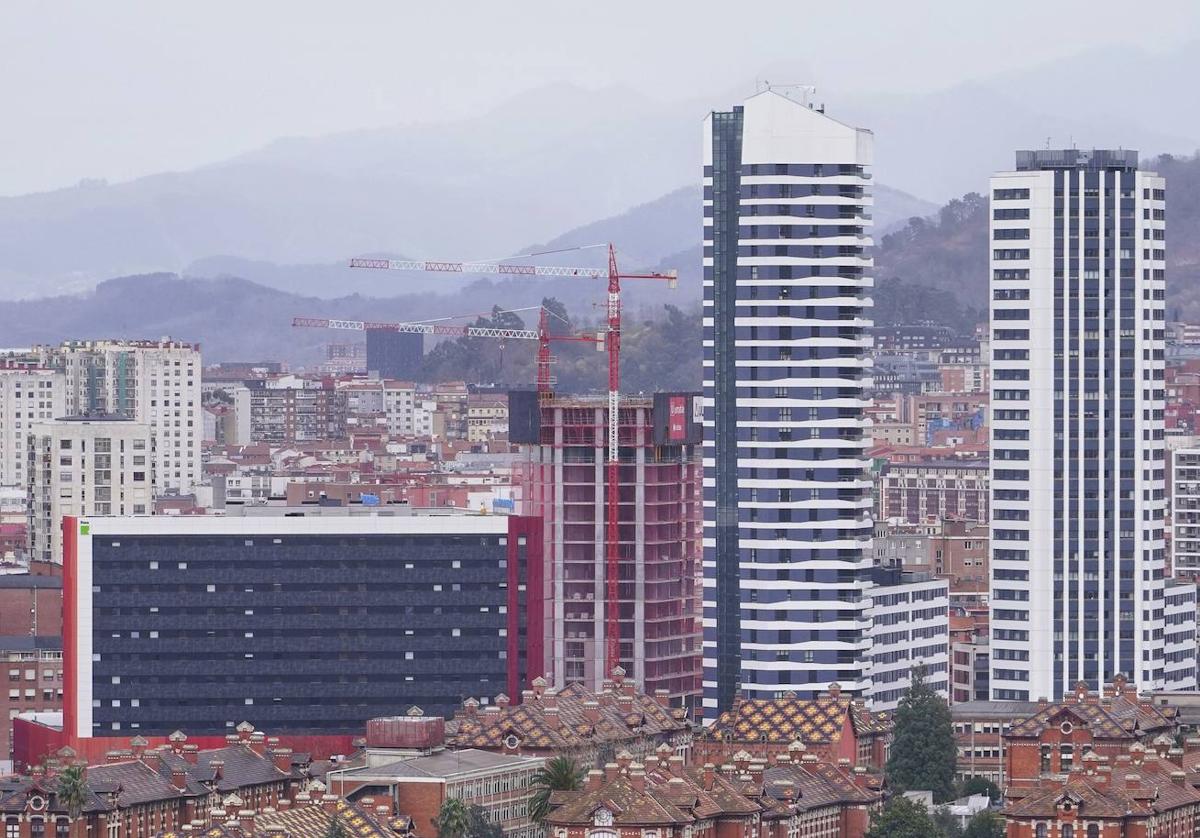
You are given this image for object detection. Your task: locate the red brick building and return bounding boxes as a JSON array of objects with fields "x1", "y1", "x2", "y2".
[
  {"x1": 692, "y1": 686, "x2": 892, "y2": 771},
  {"x1": 1004, "y1": 678, "x2": 1178, "y2": 781},
  {"x1": 1001, "y1": 678, "x2": 1200, "y2": 837},
  {"x1": 544, "y1": 747, "x2": 880, "y2": 838},
  {"x1": 1, "y1": 725, "x2": 322, "y2": 838}
]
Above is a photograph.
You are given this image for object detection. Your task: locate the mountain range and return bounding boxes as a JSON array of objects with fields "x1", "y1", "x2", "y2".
[{"x1": 2, "y1": 41, "x2": 1198, "y2": 302}]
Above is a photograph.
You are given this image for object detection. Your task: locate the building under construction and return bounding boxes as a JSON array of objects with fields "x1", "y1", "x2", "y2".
[{"x1": 510, "y1": 391, "x2": 703, "y2": 710}]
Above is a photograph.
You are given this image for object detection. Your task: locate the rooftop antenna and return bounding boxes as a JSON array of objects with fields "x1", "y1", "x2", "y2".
[{"x1": 766, "y1": 83, "x2": 817, "y2": 107}]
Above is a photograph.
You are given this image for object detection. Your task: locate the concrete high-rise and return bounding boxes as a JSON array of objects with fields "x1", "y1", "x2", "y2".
[
  {"x1": 989, "y1": 149, "x2": 1172, "y2": 700},
  {"x1": 27, "y1": 416, "x2": 153, "y2": 565},
  {"x1": 0, "y1": 362, "x2": 65, "y2": 490},
  {"x1": 702, "y1": 91, "x2": 875, "y2": 715},
  {"x1": 35, "y1": 339, "x2": 202, "y2": 495}
]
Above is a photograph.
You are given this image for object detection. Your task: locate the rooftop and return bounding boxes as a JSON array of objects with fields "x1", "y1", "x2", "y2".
[
  {"x1": 1014, "y1": 148, "x2": 1139, "y2": 172},
  {"x1": 334, "y1": 748, "x2": 542, "y2": 782}
]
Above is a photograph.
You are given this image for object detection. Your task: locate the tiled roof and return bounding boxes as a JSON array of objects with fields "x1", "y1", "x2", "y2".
[
  {"x1": 544, "y1": 749, "x2": 879, "y2": 828},
  {"x1": 1004, "y1": 758, "x2": 1200, "y2": 820},
  {"x1": 1007, "y1": 687, "x2": 1177, "y2": 741},
  {"x1": 85, "y1": 759, "x2": 209, "y2": 806},
  {"x1": 447, "y1": 676, "x2": 691, "y2": 752},
  {"x1": 158, "y1": 799, "x2": 410, "y2": 838},
  {"x1": 699, "y1": 692, "x2": 891, "y2": 747}
]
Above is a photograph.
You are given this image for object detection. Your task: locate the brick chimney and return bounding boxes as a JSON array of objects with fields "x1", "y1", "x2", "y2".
[
  {"x1": 183, "y1": 744, "x2": 199, "y2": 764},
  {"x1": 238, "y1": 811, "x2": 255, "y2": 835},
  {"x1": 1125, "y1": 773, "x2": 1142, "y2": 792},
  {"x1": 171, "y1": 766, "x2": 188, "y2": 791},
  {"x1": 749, "y1": 761, "x2": 765, "y2": 786},
  {"x1": 583, "y1": 700, "x2": 600, "y2": 723},
  {"x1": 603, "y1": 763, "x2": 619, "y2": 782},
  {"x1": 617, "y1": 752, "x2": 633, "y2": 770},
  {"x1": 495, "y1": 693, "x2": 510, "y2": 709},
  {"x1": 277, "y1": 799, "x2": 292, "y2": 812},
  {"x1": 531, "y1": 676, "x2": 548, "y2": 698},
  {"x1": 702, "y1": 763, "x2": 715, "y2": 791},
  {"x1": 852, "y1": 766, "x2": 870, "y2": 790},
  {"x1": 130, "y1": 736, "x2": 148, "y2": 759},
  {"x1": 237, "y1": 721, "x2": 254, "y2": 744},
  {"x1": 544, "y1": 707, "x2": 561, "y2": 729},
  {"x1": 585, "y1": 770, "x2": 604, "y2": 791},
  {"x1": 169, "y1": 731, "x2": 187, "y2": 755},
  {"x1": 668, "y1": 756, "x2": 684, "y2": 777},
  {"x1": 142, "y1": 749, "x2": 163, "y2": 773},
  {"x1": 1172, "y1": 770, "x2": 1187, "y2": 787},
  {"x1": 463, "y1": 698, "x2": 479, "y2": 717},
  {"x1": 630, "y1": 770, "x2": 646, "y2": 793},
  {"x1": 616, "y1": 693, "x2": 633, "y2": 714},
  {"x1": 321, "y1": 794, "x2": 339, "y2": 814},
  {"x1": 654, "y1": 689, "x2": 670, "y2": 708},
  {"x1": 1169, "y1": 747, "x2": 1185, "y2": 767},
  {"x1": 249, "y1": 733, "x2": 267, "y2": 756},
  {"x1": 542, "y1": 689, "x2": 557, "y2": 711},
  {"x1": 827, "y1": 682, "x2": 842, "y2": 700},
  {"x1": 271, "y1": 747, "x2": 293, "y2": 774}
]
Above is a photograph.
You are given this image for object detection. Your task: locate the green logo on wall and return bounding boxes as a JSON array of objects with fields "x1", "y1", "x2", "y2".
[{"x1": 80, "y1": 523, "x2": 90, "y2": 535}]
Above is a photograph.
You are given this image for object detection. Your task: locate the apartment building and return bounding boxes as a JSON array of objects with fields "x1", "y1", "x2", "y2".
[
  {"x1": 245, "y1": 377, "x2": 348, "y2": 444},
  {"x1": 26, "y1": 416, "x2": 153, "y2": 565},
  {"x1": 989, "y1": 149, "x2": 1173, "y2": 699},
  {"x1": 878, "y1": 459, "x2": 989, "y2": 523},
  {"x1": 0, "y1": 364, "x2": 65, "y2": 490},
  {"x1": 1173, "y1": 447, "x2": 1200, "y2": 576},
  {"x1": 34, "y1": 340, "x2": 201, "y2": 495},
  {"x1": 866, "y1": 568, "x2": 950, "y2": 711},
  {"x1": 702, "y1": 91, "x2": 875, "y2": 714}
]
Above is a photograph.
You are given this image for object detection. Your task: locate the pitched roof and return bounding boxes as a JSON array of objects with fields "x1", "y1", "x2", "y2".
[
  {"x1": 544, "y1": 749, "x2": 880, "y2": 828},
  {"x1": 1007, "y1": 687, "x2": 1178, "y2": 741},
  {"x1": 158, "y1": 799, "x2": 410, "y2": 838},
  {"x1": 447, "y1": 677, "x2": 690, "y2": 752},
  {"x1": 1003, "y1": 758, "x2": 1200, "y2": 820},
  {"x1": 699, "y1": 692, "x2": 890, "y2": 747}
]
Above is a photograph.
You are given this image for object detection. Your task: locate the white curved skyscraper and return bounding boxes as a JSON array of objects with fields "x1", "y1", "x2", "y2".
[{"x1": 701, "y1": 91, "x2": 875, "y2": 716}]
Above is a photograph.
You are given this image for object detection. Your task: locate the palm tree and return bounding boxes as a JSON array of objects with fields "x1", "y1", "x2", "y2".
[
  {"x1": 56, "y1": 765, "x2": 89, "y2": 837},
  {"x1": 434, "y1": 798, "x2": 473, "y2": 838},
  {"x1": 528, "y1": 755, "x2": 586, "y2": 823}
]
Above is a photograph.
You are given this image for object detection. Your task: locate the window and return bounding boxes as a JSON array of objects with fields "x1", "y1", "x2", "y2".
[{"x1": 1035, "y1": 826, "x2": 1046, "y2": 838}]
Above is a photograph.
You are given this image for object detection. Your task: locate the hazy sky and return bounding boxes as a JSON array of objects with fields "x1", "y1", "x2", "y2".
[{"x1": 3, "y1": 0, "x2": 1198, "y2": 197}]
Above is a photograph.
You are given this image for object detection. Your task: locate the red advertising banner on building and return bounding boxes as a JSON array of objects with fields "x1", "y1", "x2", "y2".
[{"x1": 669, "y1": 395, "x2": 687, "y2": 440}]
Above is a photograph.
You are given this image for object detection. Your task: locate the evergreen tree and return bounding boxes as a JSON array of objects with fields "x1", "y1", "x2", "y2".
[
  {"x1": 962, "y1": 810, "x2": 1005, "y2": 838},
  {"x1": 957, "y1": 775, "x2": 1002, "y2": 803},
  {"x1": 865, "y1": 796, "x2": 944, "y2": 838},
  {"x1": 886, "y1": 665, "x2": 958, "y2": 802},
  {"x1": 465, "y1": 805, "x2": 503, "y2": 838}
]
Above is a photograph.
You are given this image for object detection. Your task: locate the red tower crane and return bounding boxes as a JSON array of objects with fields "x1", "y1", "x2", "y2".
[
  {"x1": 292, "y1": 306, "x2": 601, "y2": 395},
  {"x1": 346, "y1": 244, "x2": 677, "y2": 676}
]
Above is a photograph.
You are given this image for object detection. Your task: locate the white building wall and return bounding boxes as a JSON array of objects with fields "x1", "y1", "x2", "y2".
[
  {"x1": 0, "y1": 367, "x2": 64, "y2": 490},
  {"x1": 989, "y1": 152, "x2": 1170, "y2": 700},
  {"x1": 867, "y1": 574, "x2": 950, "y2": 711},
  {"x1": 27, "y1": 418, "x2": 153, "y2": 564}
]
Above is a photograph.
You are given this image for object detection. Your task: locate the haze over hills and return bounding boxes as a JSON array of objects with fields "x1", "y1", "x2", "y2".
[
  {"x1": 2, "y1": 42, "x2": 1198, "y2": 303},
  {"x1": 6, "y1": 152, "x2": 1198, "y2": 373}
]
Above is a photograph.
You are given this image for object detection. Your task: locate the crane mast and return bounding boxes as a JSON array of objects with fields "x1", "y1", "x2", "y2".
[{"x1": 344, "y1": 244, "x2": 677, "y2": 677}]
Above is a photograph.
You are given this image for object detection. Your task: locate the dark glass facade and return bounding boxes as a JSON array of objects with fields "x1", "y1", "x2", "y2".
[
  {"x1": 80, "y1": 520, "x2": 541, "y2": 736},
  {"x1": 365, "y1": 331, "x2": 423, "y2": 380}
]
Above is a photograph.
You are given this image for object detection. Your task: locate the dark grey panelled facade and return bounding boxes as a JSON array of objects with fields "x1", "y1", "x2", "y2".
[
  {"x1": 366, "y1": 330, "x2": 424, "y2": 380},
  {"x1": 85, "y1": 523, "x2": 528, "y2": 735}
]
